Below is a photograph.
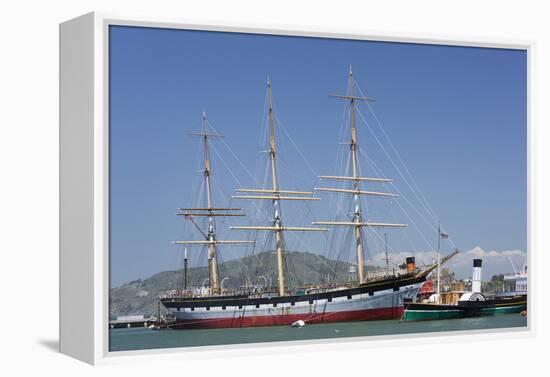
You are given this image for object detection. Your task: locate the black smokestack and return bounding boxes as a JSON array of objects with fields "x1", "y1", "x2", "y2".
[{"x1": 406, "y1": 257, "x2": 415, "y2": 273}]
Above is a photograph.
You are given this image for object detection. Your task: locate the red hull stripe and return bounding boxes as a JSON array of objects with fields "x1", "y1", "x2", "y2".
[{"x1": 173, "y1": 307, "x2": 404, "y2": 329}]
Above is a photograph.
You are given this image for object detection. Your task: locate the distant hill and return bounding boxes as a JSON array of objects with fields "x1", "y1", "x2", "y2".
[{"x1": 109, "y1": 251, "x2": 383, "y2": 318}]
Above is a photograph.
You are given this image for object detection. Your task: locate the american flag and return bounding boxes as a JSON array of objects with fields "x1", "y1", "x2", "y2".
[{"x1": 440, "y1": 232, "x2": 449, "y2": 239}]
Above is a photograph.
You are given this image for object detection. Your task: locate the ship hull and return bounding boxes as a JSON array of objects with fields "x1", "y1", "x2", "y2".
[
  {"x1": 165, "y1": 283, "x2": 422, "y2": 329},
  {"x1": 401, "y1": 303, "x2": 472, "y2": 321},
  {"x1": 402, "y1": 302, "x2": 495, "y2": 322},
  {"x1": 491, "y1": 294, "x2": 527, "y2": 314},
  {"x1": 401, "y1": 305, "x2": 463, "y2": 321},
  {"x1": 402, "y1": 295, "x2": 528, "y2": 321}
]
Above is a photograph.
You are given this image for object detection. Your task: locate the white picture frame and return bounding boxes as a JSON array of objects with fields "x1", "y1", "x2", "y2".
[{"x1": 59, "y1": 11, "x2": 534, "y2": 365}]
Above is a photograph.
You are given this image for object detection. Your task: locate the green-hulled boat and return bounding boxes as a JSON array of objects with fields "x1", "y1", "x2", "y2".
[
  {"x1": 403, "y1": 257, "x2": 527, "y2": 322},
  {"x1": 402, "y1": 292, "x2": 496, "y2": 322}
]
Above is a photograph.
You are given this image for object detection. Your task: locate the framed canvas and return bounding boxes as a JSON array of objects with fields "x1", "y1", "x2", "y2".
[{"x1": 60, "y1": 11, "x2": 533, "y2": 365}]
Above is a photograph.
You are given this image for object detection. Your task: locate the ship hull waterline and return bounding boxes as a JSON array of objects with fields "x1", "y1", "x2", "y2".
[
  {"x1": 164, "y1": 283, "x2": 422, "y2": 329},
  {"x1": 402, "y1": 304, "x2": 470, "y2": 322},
  {"x1": 492, "y1": 295, "x2": 527, "y2": 315}
]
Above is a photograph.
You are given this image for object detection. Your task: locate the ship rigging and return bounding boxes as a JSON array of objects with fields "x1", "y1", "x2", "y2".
[{"x1": 161, "y1": 69, "x2": 458, "y2": 329}]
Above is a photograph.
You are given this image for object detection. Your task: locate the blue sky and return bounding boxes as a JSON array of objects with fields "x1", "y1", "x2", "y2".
[{"x1": 109, "y1": 26, "x2": 526, "y2": 287}]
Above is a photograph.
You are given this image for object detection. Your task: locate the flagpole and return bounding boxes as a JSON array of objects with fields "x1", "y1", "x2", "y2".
[{"x1": 437, "y1": 220, "x2": 441, "y2": 304}]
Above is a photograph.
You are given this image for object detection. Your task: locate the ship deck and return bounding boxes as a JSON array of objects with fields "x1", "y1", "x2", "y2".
[{"x1": 161, "y1": 271, "x2": 427, "y2": 309}]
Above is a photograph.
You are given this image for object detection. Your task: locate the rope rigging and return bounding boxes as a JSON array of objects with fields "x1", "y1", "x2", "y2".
[
  {"x1": 352, "y1": 77, "x2": 457, "y2": 250},
  {"x1": 173, "y1": 69, "x2": 457, "y2": 295}
]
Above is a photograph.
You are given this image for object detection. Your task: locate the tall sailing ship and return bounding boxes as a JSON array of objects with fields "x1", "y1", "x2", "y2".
[{"x1": 160, "y1": 68, "x2": 457, "y2": 329}]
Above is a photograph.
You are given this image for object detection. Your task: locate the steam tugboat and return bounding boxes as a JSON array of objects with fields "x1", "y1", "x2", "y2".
[{"x1": 402, "y1": 259, "x2": 527, "y2": 321}]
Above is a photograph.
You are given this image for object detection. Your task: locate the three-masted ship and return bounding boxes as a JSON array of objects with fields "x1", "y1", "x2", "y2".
[{"x1": 161, "y1": 68, "x2": 456, "y2": 329}]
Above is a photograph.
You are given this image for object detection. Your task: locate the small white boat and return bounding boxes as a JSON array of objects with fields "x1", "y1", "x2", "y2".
[{"x1": 290, "y1": 320, "x2": 305, "y2": 328}]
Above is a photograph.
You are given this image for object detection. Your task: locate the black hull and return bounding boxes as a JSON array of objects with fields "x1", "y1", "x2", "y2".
[{"x1": 403, "y1": 294, "x2": 528, "y2": 321}]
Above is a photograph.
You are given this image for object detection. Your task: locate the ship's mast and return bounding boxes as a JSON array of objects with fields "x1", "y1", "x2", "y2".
[
  {"x1": 314, "y1": 66, "x2": 407, "y2": 285},
  {"x1": 384, "y1": 233, "x2": 389, "y2": 270},
  {"x1": 183, "y1": 248, "x2": 188, "y2": 291},
  {"x1": 268, "y1": 80, "x2": 279, "y2": 193},
  {"x1": 348, "y1": 67, "x2": 366, "y2": 284},
  {"x1": 231, "y1": 78, "x2": 327, "y2": 297},
  {"x1": 173, "y1": 112, "x2": 254, "y2": 295},
  {"x1": 267, "y1": 79, "x2": 286, "y2": 296},
  {"x1": 202, "y1": 112, "x2": 220, "y2": 291}
]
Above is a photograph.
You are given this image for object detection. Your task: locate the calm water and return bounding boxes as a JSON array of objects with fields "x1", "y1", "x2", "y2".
[{"x1": 109, "y1": 314, "x2": 527, "y2": 352}]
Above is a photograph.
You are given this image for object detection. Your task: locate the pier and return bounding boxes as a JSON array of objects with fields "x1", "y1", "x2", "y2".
[{"x1": 109, "y1": 315, "x2": 155, "y2": 329}]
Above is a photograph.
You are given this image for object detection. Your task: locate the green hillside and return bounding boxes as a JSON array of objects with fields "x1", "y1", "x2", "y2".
[{"x1": 109, "y1": 251, "x2": 383, "y2": 318}]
